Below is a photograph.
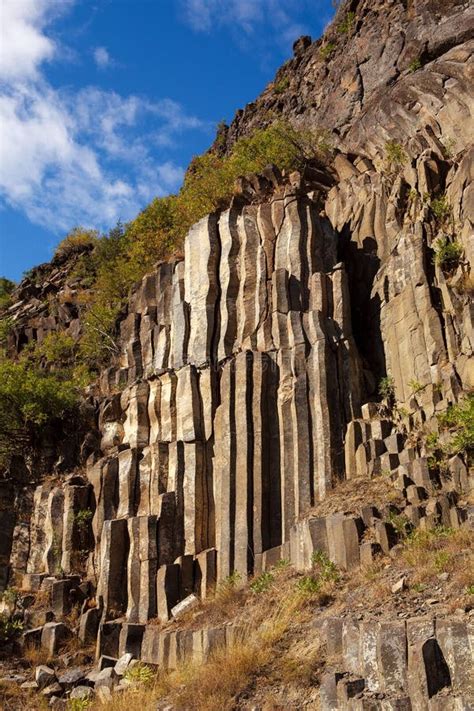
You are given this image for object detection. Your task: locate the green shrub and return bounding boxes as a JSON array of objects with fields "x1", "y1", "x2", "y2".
[
  {"x1": 438, "y1": 395, "x2": 474, "y2": 458},
  {"x1": 39, "y1": 332, "x2": 76, "y2": 367},
  {"x1": 0, "y1": 277, "x2": 15, "y2": 310},
  {"x1": 54, "y1": 227, "x2": 99, "y2": 260},
  {"x1": 430, "y1": 195, "x2": 451, "y2": 222},
  {"x1": 67, "y1": 700, "x2": 90, "y2": 711},
  {"x1": 250, "y1": 571, "x2": 274, "y2": 594},
  {"x1": 338, "y1": 11, "x2": 355, "y2": 34},
  {"x1": 311, "y1": 551, "x2": 339, "y2": 582},
  {"x1": 296, "y1": 576, "x2": 320, "y2": 594},
  {"x1": 379, "y1": 375, "x2": 395, "y2": 402},
  {"x1": 388, "y1": 511, "x2": 411, "y2": 538},
  {"x1": 320, "y1": 42, "x2": 336, "y2": 60},
  {"x1": 0, "y1": 358, "x2": 77, "y2": 466},
  {"x1": 385, "y1": 141, "x2": 407, "y2": 169},
  {"x1": 274, "y1": 76, "x2": 290, "y2": 94},
  {"x1": 74, "y1": 508, "x2": 93, "y2": 531},
  {"x1": 0, "y1": 614, "x2": 23, "y2": 642},
  {"x1": 408, "y1": 379, "x2": 425, "y2": 394},
  {"x1": 123, "y1": 662, "x2": 154, "y2": 685},
  {"x1": 408, "y1": 58, "x2": 421, "y2": 72},
  {"x1": 433, "y1": 236, "x2": 462, "y2": 270}
]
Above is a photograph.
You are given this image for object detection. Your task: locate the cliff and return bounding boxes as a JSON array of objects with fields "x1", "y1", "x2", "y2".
[{"x1": 0, "y1": 1, "x2": 473, "y2": 709}]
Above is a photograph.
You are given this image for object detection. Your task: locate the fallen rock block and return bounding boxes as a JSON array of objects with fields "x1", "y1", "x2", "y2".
[
  {"x1": 94, "y1": 666, "x2": 118, "y2": 690},
  {"x1": 42, "y1": 682, "x2": 63, "y2": 698},
  {"x1": 70, "y1": 685, "x2": 94, "y2": 700},
  {"x1": 57, "y1": 667, "x2": 84, "y2": 689},
  {"x1": 171, "y1": 593, "x2": 199, "y2": 619},
  {"x1": 35, "y1": 665, "x2": 56, "y2": 690},
  {"x1": 114, "y1": 652, "x2": 134, "y2": 676}
]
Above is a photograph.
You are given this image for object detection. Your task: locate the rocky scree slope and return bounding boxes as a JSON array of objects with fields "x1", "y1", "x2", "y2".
[{"x1": 0, "y1": 0, "x2": 473, "y2": 709}]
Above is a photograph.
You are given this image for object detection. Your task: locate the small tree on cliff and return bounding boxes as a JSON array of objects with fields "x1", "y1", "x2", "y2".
[{"x1": 0, "y1": 358, "x2": 77, "y2": 469}]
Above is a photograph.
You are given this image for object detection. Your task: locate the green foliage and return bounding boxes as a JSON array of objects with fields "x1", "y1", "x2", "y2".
[
  {"x1": 274, "y1": 558, "x2": 290, "y2": 570},
  {"x1": 274, "y1": 76, "x2": 290, "y2": 94},
  {"x1": 1, "y1": 587, "x2": 19, "y2": 606},
  {"x1": 438, "y1": 395, "x2": 474, "y2": 458},
  {"x1": 320, "y1": 42, "x2": 336, "y2": 60},
  {"x1": 385, "y1": 141, "x2": 407, "y2": 169},
  {"x1": 54, "y1": 226, "x2": 99, "y2": 260},
  {"x1": 67, "y1": 699, "x2": 91, "y2": 711},
  {"x1": 296, "y1": 575, "x2": 321, "y2": 594},
  {"x1": 311, "y1": 551, "x2": 339, "y2": 582},
  {"x1": 0, "y1": 358, "x2": 77, "y2": 466},
  {"x1": 388, "y1": 511, "x2": 411, "y2": 538},
  {"x1": 430, "y1": 195, "x2": 451, "y2": 222},
  {"x1": 38, "y1": 332, "x2": 76, "y2": 367},
  {"x1": 408, "y1": 379, "x2": 424, "y2": 394},
  {"x1": 425, "y1": 431, "x2": 440, "y2": 450},
  {"x1": 406, "y1": 525, "x2": 453, "y2": 548},
  {"x1": 74, "y1": 508, "x2": 93, "y2": 531},
  {"x1": 0, "y1": 317, "x2": 13, "y2": 353},
  {"x1": 379, "y1": 375, "x2": 395, "y2": 402},
  {"x1": 250, "y1": 571, "x2": 274, "y2": 594},
  {"x1": 78, "y1": 300, "x2": 121, "y2": 368},
  {"x1": 0, "y1": 614, "x2": 23, "y2": 642},
  {"x1": 123, "y1": 662, "x2": 154, "y2": 685},
  {"x1": 433, "y1": 236, "x2": 462, "y2": 270},
  {"x1": 408, "y1": 57, "x2": 422, "y2": 72},
  {"x1": 338, "y1": 11, "x2": 355, "y2": 34},
  {"x1": 0, "y1": 277, "x2": 15, "y2": 310}
]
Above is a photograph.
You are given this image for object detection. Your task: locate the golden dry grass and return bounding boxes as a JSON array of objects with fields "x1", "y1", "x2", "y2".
[{"x1": 88, "y1": 569, "x2": 324, "y2": 711}]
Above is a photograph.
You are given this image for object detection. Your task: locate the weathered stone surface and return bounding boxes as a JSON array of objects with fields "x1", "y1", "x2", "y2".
[
  {"x1": 156, "y1": 563, "x2": 180, "y2": 622},
  {"x1": 41, "y1": 623, "x2": 70, "y2": 656},
  {"x1": 35, "y1": 665, "x2": 56, "y2": 690},
  {"x1": 171, "y1": 593, "x2": 199, "y2": 619}
]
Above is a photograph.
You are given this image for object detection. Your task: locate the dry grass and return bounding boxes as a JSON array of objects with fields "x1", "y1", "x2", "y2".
[
  {"x1": 306, "y1": 474, "x2": 404, "y2": 519},
  {"x1": 28, "y1": 589, "x2": 51, "y2": 611},
  {"x1": 87, "y1": 568, "x2": 325, "y2": 711},
  {"x1": 22, "y1": 644, "x2": 53, "y2": 668},
  {"x1": 400, "y1": 526, "x2": 473, "y2": 608},
  {"x1": 0, "y1": 680, "x2": 48, "y2": 711}
]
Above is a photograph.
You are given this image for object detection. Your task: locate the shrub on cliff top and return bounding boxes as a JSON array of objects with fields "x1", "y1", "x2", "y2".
[
  {"x1": 51, "y1": 121, "x2": 332, "y2": 372},
  {"x1": 54, "y1": 226, "x2": 99, "y2": 260}
]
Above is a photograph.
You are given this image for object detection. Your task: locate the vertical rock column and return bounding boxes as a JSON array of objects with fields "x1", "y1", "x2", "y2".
[{"x1": 185, "y1": 214, "x2": 220, "y2": 367}]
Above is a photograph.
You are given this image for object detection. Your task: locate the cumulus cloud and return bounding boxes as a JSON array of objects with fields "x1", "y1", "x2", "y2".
[
  {"x1": 93, "y1": 46, "x2": 113, "y2": 69},
  {"x1": 0, "y1": 0, "x2": 58, "y2": 80},
  {"x1": 0, "y1": 0, "x2": 205, "y2": 235}
]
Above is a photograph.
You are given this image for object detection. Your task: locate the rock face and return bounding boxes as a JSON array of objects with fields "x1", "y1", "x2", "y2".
[{"x1": 0, "y1": 0, "x2": 473, "y2": 707}]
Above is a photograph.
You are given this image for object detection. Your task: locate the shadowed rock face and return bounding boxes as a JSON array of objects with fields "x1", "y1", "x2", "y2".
[{"x1": 0, "y1": 1, "x2": 473, "y2": 705}]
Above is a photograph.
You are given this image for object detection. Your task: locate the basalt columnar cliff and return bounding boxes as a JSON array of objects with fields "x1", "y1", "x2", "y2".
[{"x1": 0, "y1": 0, "x2": 473, "y2": 709}]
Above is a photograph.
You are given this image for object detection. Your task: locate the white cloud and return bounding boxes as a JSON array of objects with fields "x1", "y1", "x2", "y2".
[
  {"x1": 0, "y1": 0, "x2": 206, "y2": 236},
  {"x1": 93, "y1": 46, "x2": 112, "y2": 69},
  {"x1": 181, "y1": 0, "x2": 307, "y2": 49},
  {"x1": 0, "y1": 0, "x2": 57, "y2": 80}
]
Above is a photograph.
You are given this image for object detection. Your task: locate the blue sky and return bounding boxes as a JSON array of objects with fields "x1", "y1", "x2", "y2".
[{"x1": 0, "y1": 0, "x2": 336, "y2": 281}]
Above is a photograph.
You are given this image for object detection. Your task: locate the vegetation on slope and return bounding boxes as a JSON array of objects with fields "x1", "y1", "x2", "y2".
[{"x1": 0, "y1": 330, "x2": 84, "y2": 467}]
